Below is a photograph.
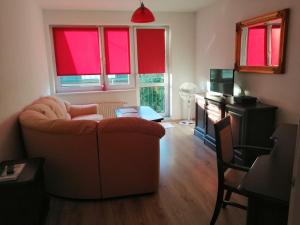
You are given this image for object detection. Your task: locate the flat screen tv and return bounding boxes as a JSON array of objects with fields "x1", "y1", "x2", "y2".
[{"x1": 210, "y1": 69, "x2": 234, "y2": 96}]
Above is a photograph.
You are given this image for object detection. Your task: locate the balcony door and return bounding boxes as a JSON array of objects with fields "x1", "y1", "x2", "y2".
[{"x1": 135, "y1": 27, "x2": 170, "y2": 117}]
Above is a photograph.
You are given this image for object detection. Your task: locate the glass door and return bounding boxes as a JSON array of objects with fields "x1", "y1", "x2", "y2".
[
  {"x1": 139, "y1": 73, "x2": 169, "y2": 116},
  {"x1": 135, "y1": 26, "x2": 170, "y2": 117}
]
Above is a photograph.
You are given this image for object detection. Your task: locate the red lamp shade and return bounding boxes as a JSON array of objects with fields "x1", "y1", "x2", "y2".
[{"x1": 131, "y1": 2, "x2": 155, "y2": 23}]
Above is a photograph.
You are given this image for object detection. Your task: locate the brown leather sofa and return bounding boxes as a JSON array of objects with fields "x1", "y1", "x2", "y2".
[{"x1": 19, "y1": 96, "x2": 165, "y2": 199}]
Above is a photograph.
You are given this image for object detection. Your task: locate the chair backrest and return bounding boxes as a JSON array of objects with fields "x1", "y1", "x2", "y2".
[{"x1": 214, "y1": 116, "x2": 235, "y2": 180}]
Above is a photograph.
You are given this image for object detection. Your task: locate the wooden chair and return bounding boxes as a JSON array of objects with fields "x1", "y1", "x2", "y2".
[{"x1": 210, "y1": 116, "x2": 272, "y2": 225}]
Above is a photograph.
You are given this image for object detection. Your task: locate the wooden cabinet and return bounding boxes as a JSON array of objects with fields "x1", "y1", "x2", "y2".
[
  {"x1": 205, "y1": 98, "x2": 225, "y2": 149},
  {"x1": 194, "y1": 94, "x2": 277, "y2": 166},
  {"x1": 0, "y1": 158, "x2": 48, "y2": 225},
  {"x1": 226, "y1": 103, "x2": 277, "y2": 166},
  {"x1": 195, "y1": 94, "x2": 206, "y2": 138},
  {"x1": 194, "y1": 94, "x2": 225, "y2": 149}
]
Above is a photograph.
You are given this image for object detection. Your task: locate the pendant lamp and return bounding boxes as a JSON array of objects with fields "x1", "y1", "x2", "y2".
[{"x1": 131, "y1": 1, "x2": 155, "y2": 23}]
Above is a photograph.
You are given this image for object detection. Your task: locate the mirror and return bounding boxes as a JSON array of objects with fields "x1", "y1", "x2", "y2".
[{"x1": 235, "y1": 9, "x2": 289, "y2": 74}]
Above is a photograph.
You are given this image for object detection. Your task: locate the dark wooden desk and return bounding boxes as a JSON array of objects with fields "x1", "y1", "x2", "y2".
[
  {"x1": 240, "y1": 124, "x2": 298, "y2": 225},
  {"x1": 115, "y1": 106, "x2": 163, "y2": 122}
]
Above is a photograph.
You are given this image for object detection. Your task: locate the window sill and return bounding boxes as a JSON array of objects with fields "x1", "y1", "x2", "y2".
[{"x1": 55, "y1": 88, "x2": 136, "y2": 96}]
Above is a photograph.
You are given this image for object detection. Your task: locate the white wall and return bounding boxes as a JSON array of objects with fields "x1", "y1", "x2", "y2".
[
  {"x1": 43, "y1": 10, "x2": 196, "y2": 119},
  {"x1": 195, "y1": 0, "x2": 300, "y2": 123},
  {"x1": 0, "y1": 0, "x2": 50, "y2": 160}
]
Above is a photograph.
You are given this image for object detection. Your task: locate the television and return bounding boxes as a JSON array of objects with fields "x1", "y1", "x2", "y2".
[{"x1": 210, "y1": 69, "x2": 234, "y2": 96}]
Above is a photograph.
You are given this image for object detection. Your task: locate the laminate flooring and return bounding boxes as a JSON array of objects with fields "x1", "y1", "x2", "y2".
[{"x1": 45, "y1": 123, "x2": 246, "y2": 225}]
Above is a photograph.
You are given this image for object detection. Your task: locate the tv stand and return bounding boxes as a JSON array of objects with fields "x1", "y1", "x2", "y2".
[{"x1": 194, "y1": 93, "x2": 277, "y2": 166}]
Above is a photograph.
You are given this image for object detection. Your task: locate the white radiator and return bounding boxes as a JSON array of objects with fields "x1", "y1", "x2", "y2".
[{"x1": 98, "y1": 102, "x2": 126, "y2": 118}]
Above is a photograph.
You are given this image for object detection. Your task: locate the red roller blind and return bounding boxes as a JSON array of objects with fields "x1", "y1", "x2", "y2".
[
  {"x1": 271, "y1": 26, "x2": 281, "y2": 66},
  {"x1": 104, "y1": 27, "x2": 131, "y2": 74},
  {"x1": 136, "y1": 29, "x2": 166, "y2": 74},
  {"x1": 53, "y1": 27, "x2": 101, "y2": 76},
  {"x1": 247, "y1": 27, "x2": 267, "y2": 66}
]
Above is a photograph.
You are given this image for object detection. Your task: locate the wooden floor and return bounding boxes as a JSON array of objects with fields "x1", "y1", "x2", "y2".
[{"x1": 45, "y1": 123, "x2": 246, "y2": 225}]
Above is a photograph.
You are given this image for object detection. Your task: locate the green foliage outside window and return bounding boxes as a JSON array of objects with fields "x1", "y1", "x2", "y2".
[
  {"x1": 140, "y1": 86, "x2": 165, "y2": 113},
  {"x1": 139, "y1": 74, "x2": 165, "y2": 113}
]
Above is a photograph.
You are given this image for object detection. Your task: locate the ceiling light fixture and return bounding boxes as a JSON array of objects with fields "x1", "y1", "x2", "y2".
[{"x1": 131, "y1": 1, "x2": 155, "y2": 23}]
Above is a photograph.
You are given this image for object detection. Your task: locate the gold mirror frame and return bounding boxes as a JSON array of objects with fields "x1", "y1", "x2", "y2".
[{"x1": 235, "y1": 9, "x2": 289, "y2": 74}]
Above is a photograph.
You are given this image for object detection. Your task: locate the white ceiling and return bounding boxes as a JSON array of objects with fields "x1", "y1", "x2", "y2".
[{"x1": 36, "y1": 0, "x2": 217, "y2": 12}]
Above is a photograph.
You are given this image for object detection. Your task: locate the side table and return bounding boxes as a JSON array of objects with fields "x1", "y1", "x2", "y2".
[{"x1": 0, "y1": 157, "x2": 48, "y2": 225}]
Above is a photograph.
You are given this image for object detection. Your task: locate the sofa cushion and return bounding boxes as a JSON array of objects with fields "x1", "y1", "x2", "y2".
[
  {"x1": 19, "y1": 110, "x2": 98, "y2": 135},
  {"x1": 68, "y1": 104, "x2": 99, "y2": 118},
  {"x1": 72, "y1": 114, "x2": 103, "y2": 122},
  {"x1": 41, "y1": 96, "x2": 69, "y2": 112},
  {"x1": 25, "y1": 104, "x2": 59, "y2": 120},
  {"x1": 33, "y1": 96, "x2": 70, "y2": 119}
]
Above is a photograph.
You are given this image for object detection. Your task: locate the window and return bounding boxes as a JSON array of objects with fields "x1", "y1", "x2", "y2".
[
  {"x1": 52, "y1": 26, "x2": 133, "y2": 93},
  {"x1": 103, "y1": 27, "x2": 131, "y2": 74},
  {"x1": 247, "y1": 27, "x2": 267, "y2": 66},
  {"x1": 107, "y1": 75, "x2": 129, "y2": 85},
  {"x1": 103, "y1": 27, "x2": 134, "y2": 90},
  {"x1": 271, "y1": 26, "x2": 281, "y2": 66},
  {"x1": 136, "y1": 28, "x2": 166, "y2": 74},
  {"x1": 57, "y1": 75, "x2": 101, "y2": 93},
  {"x1": 52, "y1": 27, "x2": 101, "y2": 76},
  {"x1": 105, "y1": 74, "x2": 135, "y2": 90},
  {"x1": 136, "y1": 28, "x2": 169, "y2": 116},
  {"x1": 51, "y1": 26, "x2": 170, "y2": 116},
  {"x1": 246, "y1": 25, "x2": 281, "y2": 67}
]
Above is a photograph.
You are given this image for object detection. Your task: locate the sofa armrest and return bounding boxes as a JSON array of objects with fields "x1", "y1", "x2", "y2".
[{"x1": 69, "y1": 104, "x2": 99, "y2": 118}]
